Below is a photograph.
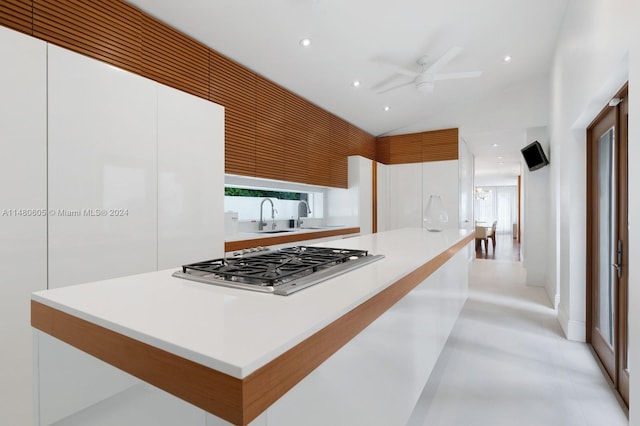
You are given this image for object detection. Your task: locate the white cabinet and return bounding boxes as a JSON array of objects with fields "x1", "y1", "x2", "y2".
[
  {"x1": 382, "y1": 160, "x2": 460, "y2": 231},
  {"x1": 388, "y1": 162, "x2": 423, "y2": 229},
  {"x1": 422, "y1": 159, "x2": 460, "y2": 229},
  {"x1": 47, "y1": 45, "x2": 158, "y2": 288},
  {"x1": 0, "y1": 26, "x2": 47, "y2": 426},
  {"x1": 157, "y1": 85, "x2": 225, "y2": 268}
]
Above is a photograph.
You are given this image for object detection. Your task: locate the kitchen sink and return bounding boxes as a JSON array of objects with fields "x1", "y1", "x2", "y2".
[{"x1": 254, "y1": 229, "x2": 296, "y2": 234}]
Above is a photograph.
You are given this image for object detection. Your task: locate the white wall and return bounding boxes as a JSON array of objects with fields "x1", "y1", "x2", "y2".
[
  {"x1": 458, "y1": 138, "x2": 474, "y2": 232},
  {"x1": 549, "y1": 0, "x2": 640, "y2": 421},
  {"x1": 550, "y1": 0, "x2": 634, "y2": 342},
  {"x1": 521, "y1": 127, "x2": 551, "y2": 299}
]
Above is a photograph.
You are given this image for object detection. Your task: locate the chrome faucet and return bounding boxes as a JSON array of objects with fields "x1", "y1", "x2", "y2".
[
  {"x1": 258, "y1": 198, "x2": 277, "y2": 231},
  {"x1": 296, "y1": 200, "x2": 311, "y2": 228}
]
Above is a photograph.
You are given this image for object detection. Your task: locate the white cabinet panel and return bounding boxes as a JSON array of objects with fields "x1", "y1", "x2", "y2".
[
  {"x1": 0, "y1": 26, "x2": 47, "y2": 426},
  {"x1": 47, "y1": 45, "x2": 158, "y2": 288},
  {"x1": 157, "y1": 85, "x2": 225, "y2": 269},
  {"x1": 376, "y1": 162, "x2": 390, "y2": 232},
  {"x1": 422, "y1": 160, "x2": 460, "y2": 229},
  {"x1": 389, "y1": 163, "x2": 423, "y2": 229},
  {"x1": 266, "y1": 248, "x2": 469, "y2": 425}
]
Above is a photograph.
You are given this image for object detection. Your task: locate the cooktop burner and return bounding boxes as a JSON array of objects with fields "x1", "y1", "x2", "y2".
[{"x1": 172, "y1": 246, "x2": 384, "y2": 295}]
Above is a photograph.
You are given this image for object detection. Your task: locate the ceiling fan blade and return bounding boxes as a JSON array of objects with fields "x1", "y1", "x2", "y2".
[
  {"x1": 389, "y1": 64, "x2": 417, "y2": 77},
  {"x1": 376, "y1": 80, "x2": 414, "y2": 94},
  {"x1": 432, "y1": 71, "x2": 482, "y2": 81},
  {"x1": 426, "y1": 46, "x2": 462, "y2": 74},
  {"x1": 371, "y1": 74, "x2": 407, "y2": 91}
]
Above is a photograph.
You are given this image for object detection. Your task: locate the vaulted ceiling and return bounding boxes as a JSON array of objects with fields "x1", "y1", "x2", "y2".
[{"x1": 127, "y1": 0, "x2": 568, "y2": 179}]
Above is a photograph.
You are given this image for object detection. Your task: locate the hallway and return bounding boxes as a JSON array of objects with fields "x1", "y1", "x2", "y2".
[{"x1": 408, "y1": 259, "x2": 628, "y2": 426}]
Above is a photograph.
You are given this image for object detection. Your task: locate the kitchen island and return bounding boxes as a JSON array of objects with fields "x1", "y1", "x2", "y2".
[{"x1": 31, "y1": 228, "x2": 473, "y2": 426}]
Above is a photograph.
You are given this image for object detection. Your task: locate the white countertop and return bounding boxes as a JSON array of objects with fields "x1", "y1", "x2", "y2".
[{"x1": 32, "y1": 228, "x2": 471, "y2": 379}]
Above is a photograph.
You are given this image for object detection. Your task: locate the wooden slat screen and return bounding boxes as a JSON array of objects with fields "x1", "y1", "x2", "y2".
[
  {"x1": 329, "y1": 115, "x2": 348, "y2": 188},
  {"x1": 389, "y1": 132, "x2": 422, "y2": 164},
  {"x1": 209, "y1": 49, "x2": 256, "y2": 177},
  {"x1": 376, "y1": 128, "x2": 458, "y2": 165},
  {"x1": 33, "y1": 0, "x2": 143, "y2": 75},
  {"x1": 255, "y1": 76, "x2": 287, "y2": 181},
  {"x1": 0, "y1": 0, "x2": 31, "y2": 34},
  {"x1": 305, "y1": 104, "x2": 328, "y2": 187},
  {"x1": 140, "y1": 14, "x2": 209, "y2": 99},
  {"x1": 348, "y1": 124, "x2": 376, "y2": 161},
  {"x1": 376, "y1": 136, "x2": 391, "y2": 164},
  {"x1": 422, "y1": 128, "x2": 458, "y2": 162},
  {"x1": 283, "y1": 89, "x2": 309, "y2": 183}
]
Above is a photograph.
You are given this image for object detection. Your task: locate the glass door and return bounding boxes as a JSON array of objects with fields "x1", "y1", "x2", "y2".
[{"x1": 587, "y1": 87, "x2": 628, "y2": 406}]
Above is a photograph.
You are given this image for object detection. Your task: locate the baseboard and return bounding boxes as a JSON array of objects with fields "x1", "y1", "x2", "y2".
[
  {"x1": 544, "y1": 284, "x2": 559, "y2": 309},
  {"x1": 557, "y1": 308, "x2": 586, "y2": 342}
]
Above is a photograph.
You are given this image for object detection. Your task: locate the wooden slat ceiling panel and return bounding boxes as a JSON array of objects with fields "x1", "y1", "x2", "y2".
[
  {"x1": 140, "y1": 14, "x2": 209, "y2": 99},
  {"x1": 33, "y1": 0, "x2": 142, "y2": 74},
  {"x1": 0, "y1": 0, "x2": 32, "y2": 34}
]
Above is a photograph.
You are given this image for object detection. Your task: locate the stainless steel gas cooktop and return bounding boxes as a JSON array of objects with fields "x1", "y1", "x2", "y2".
[{"x1": 172, "y1": 246, "x2": 384, "y2": 295}]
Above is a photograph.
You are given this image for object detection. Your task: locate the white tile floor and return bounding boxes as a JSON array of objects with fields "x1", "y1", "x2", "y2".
[{"x1": 408, "y1": 259, "x2": 628, "y2": 426}]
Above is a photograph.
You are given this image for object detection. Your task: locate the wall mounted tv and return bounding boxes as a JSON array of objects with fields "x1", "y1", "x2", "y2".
[{"x1": 521, "y1": 140, "x2": 549, "y2": 171}]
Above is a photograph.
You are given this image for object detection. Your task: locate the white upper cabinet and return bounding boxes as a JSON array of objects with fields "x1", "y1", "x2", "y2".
[
  {"x1": 157, "y1": 85, "x2": 225, "y2": 269},
  {"x1": 47, "y1": 45, "x2": 158, "y2": 288},
  {"x1": 0, "y1": 26, "x2": 47, "y2": 426}
]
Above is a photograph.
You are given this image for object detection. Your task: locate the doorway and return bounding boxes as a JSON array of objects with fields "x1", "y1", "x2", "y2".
[{"x1": 586, "y1": 85, "x2": 628, "y2": 406}]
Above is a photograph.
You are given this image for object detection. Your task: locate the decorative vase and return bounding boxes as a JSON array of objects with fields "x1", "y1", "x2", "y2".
[{"x1": 424, "y1": 194, "x2": 448, "y2": 232}]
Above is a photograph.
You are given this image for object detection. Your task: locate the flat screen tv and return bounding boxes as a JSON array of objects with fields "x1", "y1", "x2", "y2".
[{"x1": 521, "y1": 140, "x2": 549, "y2": 171}]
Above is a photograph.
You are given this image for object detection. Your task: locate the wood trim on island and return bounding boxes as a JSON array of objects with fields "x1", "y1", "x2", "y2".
[
  {"x1": 224, "y1": 227, "x2": 360, "y2": 253},
  {"x1": 31, "y1": 232, "x2": 474, "y2": 425}
]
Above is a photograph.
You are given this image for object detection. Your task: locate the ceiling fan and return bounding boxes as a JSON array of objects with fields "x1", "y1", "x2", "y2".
[{"x1": 375, "y1": 46, "x2": 482, "y2": 94}]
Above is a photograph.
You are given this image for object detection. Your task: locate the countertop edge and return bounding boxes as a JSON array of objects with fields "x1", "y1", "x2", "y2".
[
  {"x1": 224, "y1": 227, "x2": 360, "y2": 252},
  {"x1": 31, "y1": 231, "x2": 474, "y2": 426}
]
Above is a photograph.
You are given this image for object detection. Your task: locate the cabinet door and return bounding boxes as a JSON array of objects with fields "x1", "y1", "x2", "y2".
[
  {"x1": 47, "y1": 45, "x2": 158, "y2": 288},
  {"x1": 422, "y1": 160, "x2": 460, "y2": 229},
  {"x1": 0, "y1": 26, "x2": 47, "y2": 425},
  {"x1": 157, "y1": 85, "x2": 225, "y2": 269},
  {"x1": 388, "y1": 163, "x2": 423, "y2": 229}
]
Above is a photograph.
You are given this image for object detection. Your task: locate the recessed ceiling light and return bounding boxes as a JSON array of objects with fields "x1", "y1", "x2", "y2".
[
  {"x1": 299, "y1": 38, "x2": 312, "y2": 47},
  {"x1": 499, "y1": 162, "x2": 505, "y2": 165},
  {"x1": 353, "y1": 80, "x2": 361, "y2": 88},
  {"x1": 384, "y1": 106, "x2": 390, "y2": 111},
  {"x1": 497, "y1": 156, "x2": 503, "y2": 160},
  {"x1": 492, "y1": 143, "x2": 499, "y2": 147},
  {"x1": 504, "y1": 55, "x2": 512, "y2": 62}
]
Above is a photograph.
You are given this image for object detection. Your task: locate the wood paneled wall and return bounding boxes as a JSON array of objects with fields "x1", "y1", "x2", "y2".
[
  {"x1": 1, "y1": 0, "x2": 377, "y2": 189},
  {"x1": 0, "y1": 0, "x2": 31, "y2": 34},
  {"x1": 376, "y1": 128, "x2": 459, "y2": 165}
]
